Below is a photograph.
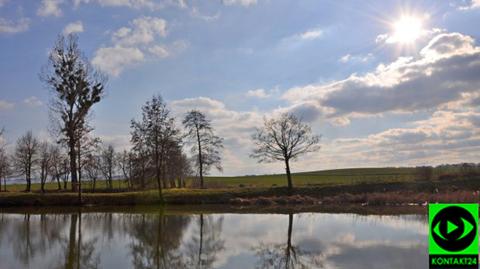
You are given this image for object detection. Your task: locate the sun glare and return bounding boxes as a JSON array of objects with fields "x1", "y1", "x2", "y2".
[{"x1": 390, "y1": 16, "x2": 424, "y2": 44}]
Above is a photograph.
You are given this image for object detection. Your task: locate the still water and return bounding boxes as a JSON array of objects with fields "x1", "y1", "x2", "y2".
[{"x1": 0, "y1": 207, "x2": 428, "y2": 269}]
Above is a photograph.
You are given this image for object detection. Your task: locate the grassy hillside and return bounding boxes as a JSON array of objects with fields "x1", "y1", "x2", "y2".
[
  {"x1": 202, "y1": 167, "x2": 420, "y2": 188},
  {"x1": 1, "y1": 166, "x2": 467, "y2": 192}
]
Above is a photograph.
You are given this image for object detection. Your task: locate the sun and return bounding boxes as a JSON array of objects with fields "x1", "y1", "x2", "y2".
[{"x1": 390, "y1": 16, "x2": 424, "y2": 44}]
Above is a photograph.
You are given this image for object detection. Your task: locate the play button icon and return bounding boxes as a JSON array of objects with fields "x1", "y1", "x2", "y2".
[
  {"x1": 431, "y1": 206, "x2": 478, "y2": 252},
  {"x1": 447, "y1": 221, "x2": 458, "y2": 234}
]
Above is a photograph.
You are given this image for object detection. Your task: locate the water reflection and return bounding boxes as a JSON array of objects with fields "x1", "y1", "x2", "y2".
[
  {"x1": 254, "y1": 214, "x2": 324, "y2": 268},
  {"x1": 0, "y1": 209, "x2": 428, "y2": 269}
]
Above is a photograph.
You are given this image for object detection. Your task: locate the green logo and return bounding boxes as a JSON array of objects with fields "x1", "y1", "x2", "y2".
[{"x1": 429, "y1": 203, "x2": 479, "y2": 269}]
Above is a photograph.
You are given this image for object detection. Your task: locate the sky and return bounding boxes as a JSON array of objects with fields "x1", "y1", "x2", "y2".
[{"x1": 0, "y1": 0, "x2": 480, "y2": 176}]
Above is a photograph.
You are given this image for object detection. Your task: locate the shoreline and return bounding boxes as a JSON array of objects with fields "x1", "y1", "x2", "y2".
[{"x1": 0, "y1": 178, "x2": 478, "y2": 208}]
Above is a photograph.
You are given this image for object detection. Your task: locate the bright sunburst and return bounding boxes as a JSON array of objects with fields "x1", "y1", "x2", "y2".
[{"x1": 389, "y1": 15, "x2": 424, "y2": 44}]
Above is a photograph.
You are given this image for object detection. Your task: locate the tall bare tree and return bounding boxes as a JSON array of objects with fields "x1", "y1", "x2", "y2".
[
  {"x1": 117, "y1": 150, "x2": 134, "y2": 189},
  {"x1": 182, "y1": 110, "x2": 223, "y2": 189},
  {"x1": 13, "y1": 131, "x2": 39, "y2": 192},
  {"x1": 76, "y1": 133, "x2": 100, "y2": 184},
  {"x1": 163, "y1": 142, "x2": 192, "y2": 188},
  {"x1": 49, "y1": 144, "x2": 67, "y2": 190},
  {"x1": 251, "y1": 113, "x2": 320, "y2": 190},
  {"x1": 131, "y1": 147, "x2": 150, "y2": 189},
  {"x1": 131, "y1": 95, "x2": 179, "y2": 199},
  {"x1": 38, "y1": 141, "x2": 53, "y2": 193},
  {"x1": 99, "y1": 144, "x2": 116, "y2": 190},
  {"x1": 0, "y1": 129, "x2": 10, "y2": 192},
  {"x1": 84, "y1": 151, "x2": 101, "y2": 192},
  {"x1": 41, "y1": 34, "x2": 105, "y2": 202}
]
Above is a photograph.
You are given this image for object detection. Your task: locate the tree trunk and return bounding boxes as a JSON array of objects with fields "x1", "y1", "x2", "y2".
[
  {"x1": 57, "y1": 176, "x2": 61, "y2": 190},
  {"x1": 69, "y1": 139, "x2": 78, "y2": 192},
  {"x1": 155, "y1": 153, "x2": 163, "y2": 200},
  {"x1": 26, "y1": 178, "x2": 31, "y2": 192},
  {"x1": 196, "y1": 127, "x2": 204, "y2": 189},
  {"x1": 25, "y1": 165, "x2": 31, "y2": 192},
  {"x1": 286, "y1": 213, "x2": 293, "y2": 268},
  {"x1": 65, "y1": 214, "x2": 77, "y2": 269},
  {"x1": 198, "y1": 214, "x2": 204, "y2": 267},
  {"x1": 77, "y1": 212, "x2": 82, "y2": 269},
  {"x1": 285, "y1": 158, "x2": 293, "y2": 191},
  {"x1": 77, "y1": 143, "x2": 82, "y2": 185}
]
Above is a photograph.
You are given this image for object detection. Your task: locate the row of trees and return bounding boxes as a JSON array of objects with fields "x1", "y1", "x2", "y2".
[
  {"x1": 1, "y1": 33, "x2": 323, "y2": 202},
  {"x1": 0, "y1": 130, "x2": 128, "y2": 193}
]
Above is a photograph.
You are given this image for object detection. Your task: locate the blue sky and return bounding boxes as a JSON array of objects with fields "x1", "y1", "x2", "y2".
[{"x1": 1, "y1": 0, "x2": 480, "y2": 175}]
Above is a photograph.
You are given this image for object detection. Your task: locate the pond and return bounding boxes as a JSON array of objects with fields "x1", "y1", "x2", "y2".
[{"x1": 0, "y1": 207, "x2": 428, "y2": 269}]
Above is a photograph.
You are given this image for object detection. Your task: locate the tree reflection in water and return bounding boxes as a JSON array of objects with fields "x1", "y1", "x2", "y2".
[
  {"x1": 60, "y1": 213, "x2": 100, "y2": 269},
  {"x1": 128, "y1": 212, "x2": 190, "y2": 268},
  {"x1": 183, "y1": 214, "x2": 225, "y2": 268},
  {"x1": 254, "y1": 213, "x2": 324, "y2": 269},
  {"x1": 0, "y1": 211, "x2": 228, "y2": 269},
  {"x1": 4, "y1": 212, "x2": 99, "y2": 269}
]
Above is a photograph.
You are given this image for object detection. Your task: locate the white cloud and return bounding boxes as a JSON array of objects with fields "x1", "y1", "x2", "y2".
[
  {"x1": 279, "y1": 27, "x2": 324, "y2": 48},
  {"x1": 376, "y1": 27, "x2": 443, "y2": 45},
  {"x1": 0, "y1": 18, "x2": 29, "y2": 33},
  {"x1": 245, "y1": 88, "x2": 278, "y2": 99},
  {"x1": 73, "y1": 0, "x2": 159, "y2": 9},
  {"x1": 191, "y1": 7, "x2": 220, "y2": 21},
  {"x1": 93, "y1": 16, "x2": 186, "y2": 76},
  {"x1": 37, "y1": 0, "x2": 63, "y2": 17},
  {"x1": 458, "y1": 0, "x2": 480, "y2": 10},
  {"x1": 222, "y1": 0, "x2": 257, "y2": 7},
  {"x1": 92, "y1": 46, "x2": 144, "y2": 76},
  {"x1": 299, "y1": 29, "x2": 323, "y2": 40},
  {"x1": 63, "y1": 21, "x2": 84, "y2": 35},
  {"x1": 23, "y1": 96, "x2": 43, "y2": 107},
  {"x1": 0, "y1": 100, "x2": 14, "y2": 110},
  {"x1": 332, "y1": 109, "x2": 480, "y2": 166},
  {"x1": 246, "y1": 89, "x2": 269, "y2": 98},
  {"x1": 339, "y1": 53, "x2": 373, "y2": 63},
  {"x1": 148, "y1": 45, "x2": 169, "y2": 58},
  {"x1": 112, "y1": 16, "x2": 167, "y2": 46},
  {"x1": 282, "y1": 32, "x2": 480, "y2": 121}
]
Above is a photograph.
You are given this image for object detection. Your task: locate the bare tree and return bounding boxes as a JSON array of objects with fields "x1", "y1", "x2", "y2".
[
  {"x1": 117, "y1": 150, "x2": 134, "y2": 189},
  {"x1": 76, "y1": 133, "x2": 101, "y2": 184},
  {"x1": 0, "y1": 129, "x2": 10, "y2": 192},
  {"x1": 38, "y1": 141, "x2": 53, "y2": 193},
  {"x1": 84, "y1": 151, "x2": 101, "y2": 192},
  {"x1": 49, "y1": 144, "x2": 67, "y2": 190},
  {"x1": 41, "y1": 34, "x2": 105, "y2": 202},
  {"x1": 99, "y1": 144, "x2": 116, "y2": 190},
  {"x1": 164, "y1": 142, "x2": 192, "y2": 188},
  {"x1": 130, "y1": 147, "x2": 150, "y2": 189},
  {"x1": 182, "y1": 110, "x2": 223, "y2": 189},
  {"x1": 13, "y1": 131, "x2": 39, "y2": 192},
  {"x1": 131, "y1": 95, "x2": 179, "y2": 199},
  {"x1": 251, "y1": 113, "x2": 320, "y2": 190}
]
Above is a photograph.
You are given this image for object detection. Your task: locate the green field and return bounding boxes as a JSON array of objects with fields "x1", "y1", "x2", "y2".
[
  {"x1": 1, "y1": 167, "x2": 423, "y2": 192},
  {"x1": 2, "y1": 180, "x2": 130, "y2": 192},
  {"x1": 202, "y1": 167, "x2": 420, "y2": 188},
  {"x1": 0, "y1": 166, "x2": 478, "y2": 207}
]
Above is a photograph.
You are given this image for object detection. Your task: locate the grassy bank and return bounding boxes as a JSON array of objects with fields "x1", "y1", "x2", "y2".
[
  {"x1": 2, "y1": 167, "x2": 422, "y2": 192},
  {"x1": 0, "y1": 175, "x2": 479, "y2": 207}
]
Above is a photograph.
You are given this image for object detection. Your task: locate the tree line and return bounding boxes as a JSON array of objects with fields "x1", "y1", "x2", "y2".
[{"x1": 0, "y1": 34, "x2": 322, "y2": 202}]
